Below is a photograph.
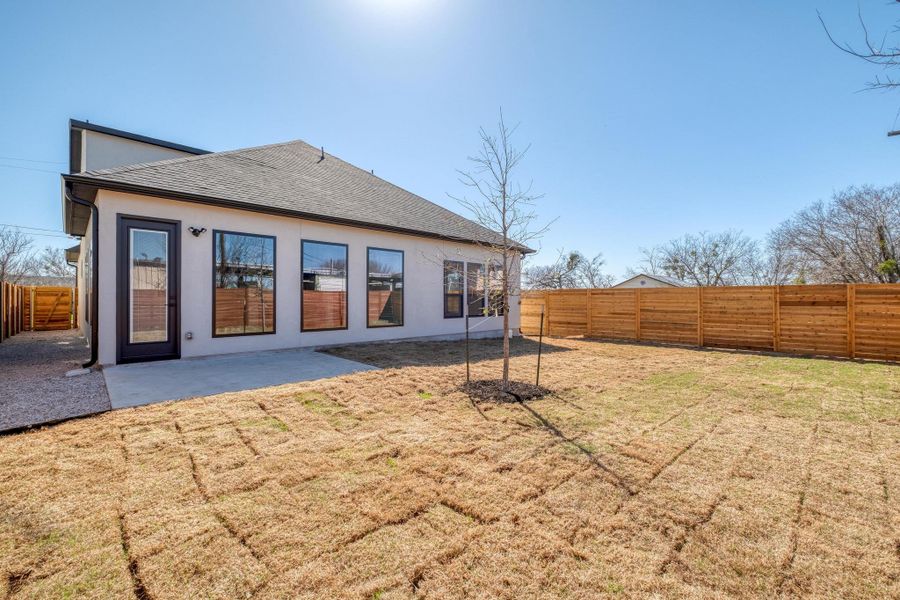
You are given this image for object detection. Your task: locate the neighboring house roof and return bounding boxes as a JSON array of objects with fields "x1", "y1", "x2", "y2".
[
  {"x1": 63, "y1": 140, "x2": 529, "y2": 251},
  {"x1": 612, "y1": 273, "x2": 685, "y2": 288},
  {"x1": 16, "y1": 275, "x2": 76, "y2": 287}
]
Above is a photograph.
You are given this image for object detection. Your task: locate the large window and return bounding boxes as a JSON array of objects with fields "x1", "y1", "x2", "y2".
[
  {"x1": 367, "y1": 247, "x2": 403, "y2": 327},
  {"x1": 302, "y1": 240, "x2": 347, "y2": 331},
  {"x1": 466, "y1": 262, "x2": 486, "y2": 317},
  {"x1": 443, "y1": 260, "x2": 464, "y2": 318},
  {"x1": 213, "y1": 231, "x2": 275, "y2": 336},
  {"x1": 487, "y1": 262, "x2": 507, "y2": 316}
]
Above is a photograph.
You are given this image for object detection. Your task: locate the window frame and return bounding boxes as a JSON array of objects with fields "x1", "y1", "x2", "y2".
[
  {"x1": 443, "y1": 260, "x2": 465, "y2": 319},
  {"x1": 300, "y1": 239, "x2": 349, "y2": 332},
  {"x1": 366, "y1": 246, "x2": 404, "y2": 328},
  {"x1": 211, "y1": 229, "x2": 277, "y2": 338}
]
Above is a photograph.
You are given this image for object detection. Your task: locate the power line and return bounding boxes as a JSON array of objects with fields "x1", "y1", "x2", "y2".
[
  {"x1": 0, "y1": 223, "x2": 67, "y2": 234},
  {"x1": 0, "y1": 155, "x2": 66, "y2": 165},
  {"x1": 0, "y1": 163, "x2": 60, "y2": 175}
]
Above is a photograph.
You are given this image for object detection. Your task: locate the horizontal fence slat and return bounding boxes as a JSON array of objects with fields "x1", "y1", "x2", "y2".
[{"x1": 520, "y1": 283, "x2": 900, "y2": 363}]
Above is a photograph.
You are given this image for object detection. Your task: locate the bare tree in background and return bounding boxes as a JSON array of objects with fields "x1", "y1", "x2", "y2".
[
  {"x1": 35, "y1": 246, "x2": 74, "y2": 278},
  {"x1": 747, "y1": 228, "x2": 802, "y2": 286},
  {"x1": 0, "y1": 226, "x2": 35, "y2": 284},
  {"x1": 454, "y1": 111, "x2": 551, "y2": 391},
  {"x1": 820, "y1": 7, "x2": 900, "y2": 93},
  {"x1": 523, "y1": 249, "x2": 613, "y2": 289},
  {"x1": 775, "y1": 184, "x2": 900, "y2": 283},
  {"x1": 637, "y1": 230, "x2": 760, "y2": 286}
]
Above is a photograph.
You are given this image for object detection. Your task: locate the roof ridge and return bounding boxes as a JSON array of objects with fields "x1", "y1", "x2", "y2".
[{"x1": 83, "y1": 139, "x2": 308, "y2": 177}]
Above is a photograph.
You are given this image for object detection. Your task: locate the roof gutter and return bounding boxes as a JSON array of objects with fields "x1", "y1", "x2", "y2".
[
  {"x1": 64, "y1": 188, "x2": 98, "y2": 369},
  {"x1": 62, "y1": 174, "x2": 536, "y2": 254}
]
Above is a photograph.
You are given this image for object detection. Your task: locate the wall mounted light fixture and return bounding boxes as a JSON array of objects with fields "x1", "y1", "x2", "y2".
[{"x1": 188, "y1": 226, "x2": 207, "y2": 237}]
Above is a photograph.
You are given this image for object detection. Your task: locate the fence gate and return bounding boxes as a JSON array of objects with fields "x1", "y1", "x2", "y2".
[{"x1": 26, "y1": 287, "x2": 76, "y2": 331}]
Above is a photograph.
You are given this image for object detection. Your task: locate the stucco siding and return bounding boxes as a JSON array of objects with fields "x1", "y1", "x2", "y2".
[
  {"x1": 95, "y1": 190, "x2": 519, "y2": 365},
  {"x1": 81, "y1": 130, "x2": 196, "y2": 172}
]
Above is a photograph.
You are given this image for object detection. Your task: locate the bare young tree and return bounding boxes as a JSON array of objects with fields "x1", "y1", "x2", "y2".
[
  {"x1": 0, "y1": 226, "x2": 35, "y2": 284},
  {"x1": 454, "y1": 111, "x2": 551, "y2": 391},
  {"x1": 637, "y1": 230, "x2": 760, "y2": 286},
  {"x1": 820, "y1": 7, "x2": 900, "y2": 93},
  {"x1": 774, "y1": 184, "x2": 900, "y2": 283}
]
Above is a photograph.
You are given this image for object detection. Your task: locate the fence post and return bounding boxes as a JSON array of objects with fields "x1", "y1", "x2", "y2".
[
  {"x1": 545, "y1": 291, "x2": 552, "y2": 337},
  {"x1": 585, "y1": 288, "x2": 593, "y2": 337},
  {"x1": 697, "y1": 286, "x2": 703, "y2": 346},
  {"x1": 847, "y1": 284, "x2": 856, "y2": 359},
  {"x1": 773, "y1": 285, "x2": 780, "y2": 353},
  {"x1": 634, "y1": 289, "x2": 641, "y2": 341},
  {"x1": 536, "y1": 306, "x2": 544, "y2": 386}
]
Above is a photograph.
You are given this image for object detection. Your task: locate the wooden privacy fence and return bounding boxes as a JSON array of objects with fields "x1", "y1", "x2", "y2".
[
  {"x1": 1, "y1": 284, "x2": 76, "y2": 342},
  {"x1": 1, "y1": 282, "x2": 25, "y2": 342},
  {"x1": 520, "y1": 284, "x2": 900, "y2": 362}
]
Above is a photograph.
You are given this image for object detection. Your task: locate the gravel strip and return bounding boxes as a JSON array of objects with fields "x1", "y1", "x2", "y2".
[{"x1": 0, "y1": 330, "x2": 110, "y2": 432}]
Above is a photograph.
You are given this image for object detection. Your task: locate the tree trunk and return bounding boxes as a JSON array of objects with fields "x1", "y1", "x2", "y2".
[{"x1": 501, "y1": 251, "x2": 510, "y2": 391}]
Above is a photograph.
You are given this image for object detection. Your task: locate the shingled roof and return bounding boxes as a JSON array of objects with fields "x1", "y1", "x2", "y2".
[{"x1": 64, "y1": 140, "x2": 528, "y2": 250}]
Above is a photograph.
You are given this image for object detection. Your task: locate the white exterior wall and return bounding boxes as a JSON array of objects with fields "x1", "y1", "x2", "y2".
[
  {"x1": 81, "y1": 131, "x2": 196, "y2": 172},
  {"x1": 76, "y1": 212, "x2": 93, "y2": 340},
  {"x1": 95, "y1": 190, "x2": 520, "y2": 365}
]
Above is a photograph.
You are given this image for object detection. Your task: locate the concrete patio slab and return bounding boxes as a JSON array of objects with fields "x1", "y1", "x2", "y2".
[{"x1": 103, "y1": 348, "x2": 377, "y2": 409}]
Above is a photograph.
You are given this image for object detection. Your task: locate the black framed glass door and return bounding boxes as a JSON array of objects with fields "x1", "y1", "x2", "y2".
[{"x1": 117, "y1": 216, "x2": 180, "y2": 363}]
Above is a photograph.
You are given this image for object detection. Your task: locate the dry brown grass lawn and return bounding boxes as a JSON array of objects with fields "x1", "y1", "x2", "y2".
[{"x1": 1, "y1": 337, "x2": 899, "y2": 599}]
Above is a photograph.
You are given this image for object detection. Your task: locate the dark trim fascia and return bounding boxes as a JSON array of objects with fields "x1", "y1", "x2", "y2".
[
  {"x1": 212, "y1": 229, "x2": 277, "y2": 338},
  {"x1": 69, "y1": 126, "x2": 82, "y2": 173},
  {"x1": 301, "y1": 239, "x2": 349, "y2": 332},
  {"x1": 62, "y1": 174, "x2": 535, "y2": 254},
  {"x1": 366, "y1": 246, "x2": 404, "y2": 328},
  {"x1": 64, "y1": 188, "x2": 98, "y2": 368},
  {"x1": 69, "y1": 119, "x2": 210, "y2": 156}
]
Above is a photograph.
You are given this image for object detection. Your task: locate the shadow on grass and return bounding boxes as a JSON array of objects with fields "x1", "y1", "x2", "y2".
[
  {"x1": 571, "y1": 335, "x2": 899, "y2": 366},
  {"x1": 324, "y1": 336, "x2": 572, "y2": 369},
  {"x1": 516, "y1": 399, "x2": 636, "y2": 495}
]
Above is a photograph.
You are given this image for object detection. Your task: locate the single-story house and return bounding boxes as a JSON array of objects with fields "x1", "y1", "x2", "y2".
[
  {"x1": 611, "y1": 272, "x2": 684, "y2": 289},
  {"x1": 62, "y1": 119, "x2": 528, "y2": 366}
]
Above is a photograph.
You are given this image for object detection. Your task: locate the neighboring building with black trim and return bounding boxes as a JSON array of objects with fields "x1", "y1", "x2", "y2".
[{"x1": 61, "y1": 120, "x2": 527, "y2": 365}]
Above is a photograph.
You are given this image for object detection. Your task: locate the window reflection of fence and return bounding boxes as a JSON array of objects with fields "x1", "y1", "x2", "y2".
[
  {"x1": 368, "y1": 290, "x2": 402, "y2": 326},
  {"x1": 215, "y1": 288, "x2": 275, "y2": 334},
  {"x1": 302, "y1": 290, "x2": 347, "y2": 330}
]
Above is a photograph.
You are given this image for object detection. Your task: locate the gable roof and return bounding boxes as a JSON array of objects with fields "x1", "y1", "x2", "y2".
[
  {"x1": 612, "y1": 272, "x2": 685, "y2": 288},
  {"x1": 63, "y1": 140, "x2": 527, "y2": 251}
]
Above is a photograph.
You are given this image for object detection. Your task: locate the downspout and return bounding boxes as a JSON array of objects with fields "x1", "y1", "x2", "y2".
[{"x1": 65, "y1": 188, "x2": 99, "y2": 369}]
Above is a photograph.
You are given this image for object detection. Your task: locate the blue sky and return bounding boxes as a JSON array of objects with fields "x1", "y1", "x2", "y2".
[{"x1": 2, "y1": 0, "x2": 899, "y2": 279}]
